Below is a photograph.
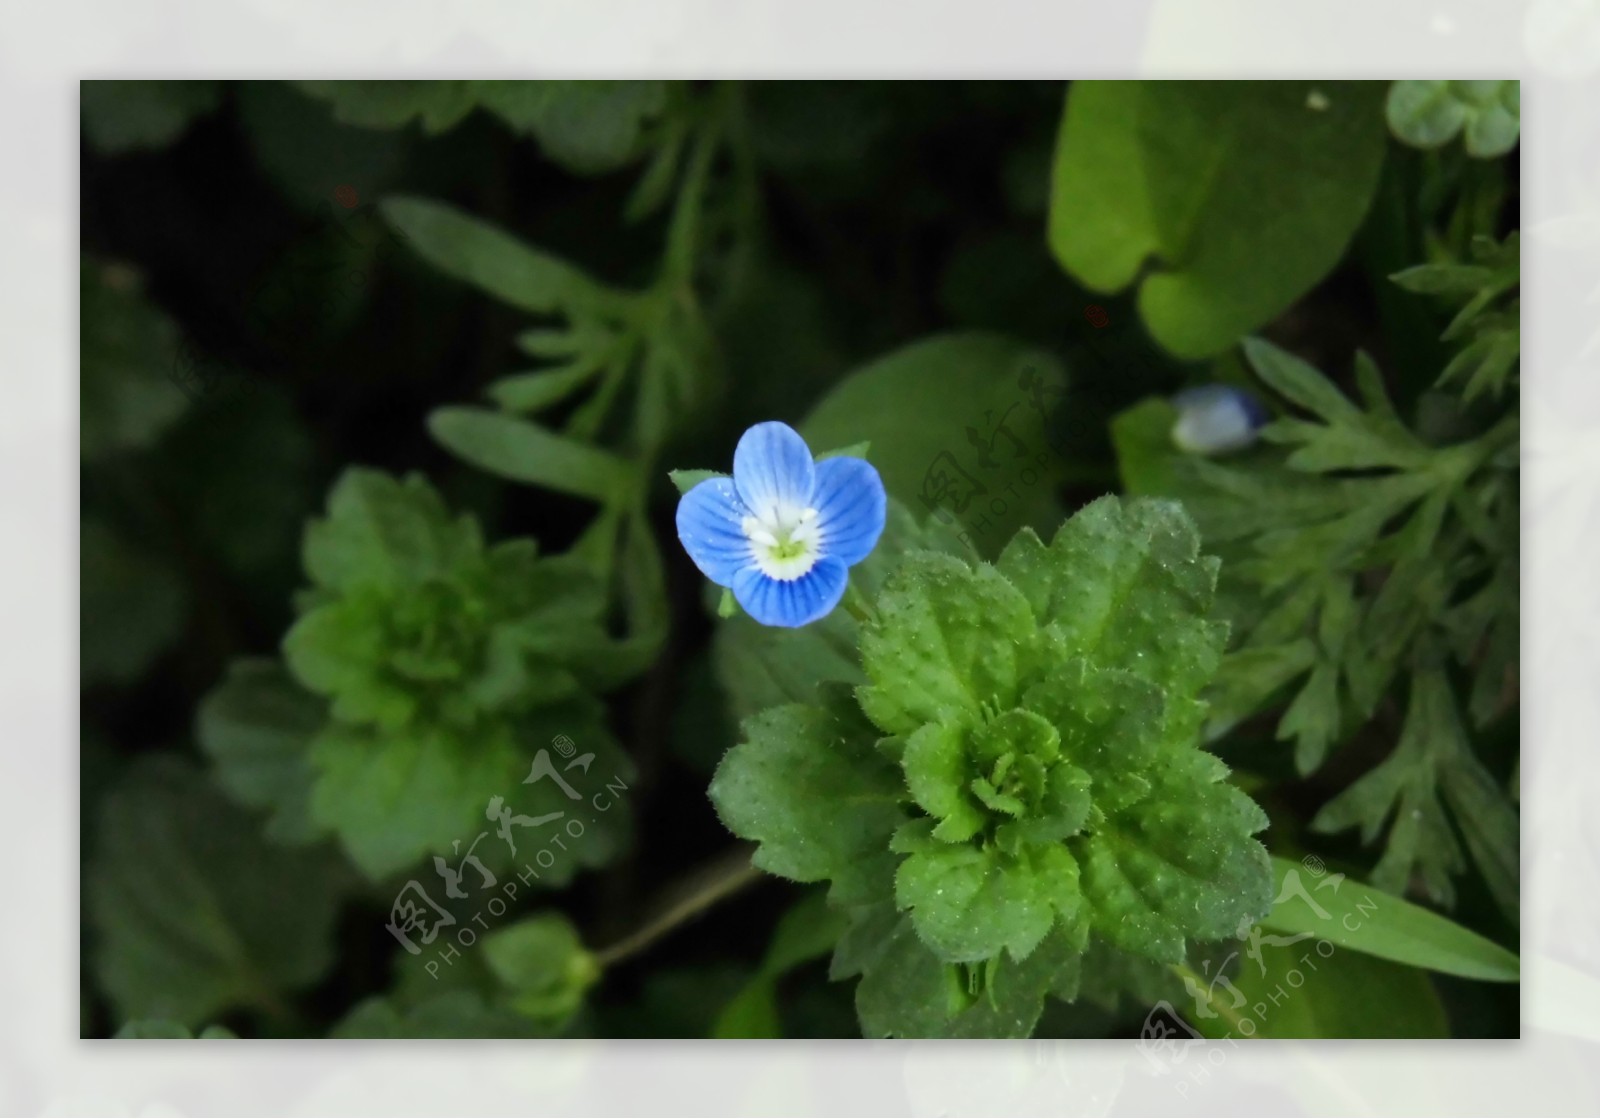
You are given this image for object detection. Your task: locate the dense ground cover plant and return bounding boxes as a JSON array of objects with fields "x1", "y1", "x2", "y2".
[{"x1": 81, "y1": 79, "x2": 1518, "y2": 1040}]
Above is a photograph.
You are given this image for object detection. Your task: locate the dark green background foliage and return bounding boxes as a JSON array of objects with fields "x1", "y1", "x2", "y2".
[{"x1": 80, "y1": 79, "x2": 1518, "y2": 1040}]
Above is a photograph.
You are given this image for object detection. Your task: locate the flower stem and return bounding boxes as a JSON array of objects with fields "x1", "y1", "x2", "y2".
[
  {"x1": 842, "y1": 581, "x2": 878, "y2": 627},
  {"x1": 593, "y1": 845, "x2": 764, "y2": 970},
  {"x1": 1168, "y1": 962, "x2": 1248, "y2": 1034}
]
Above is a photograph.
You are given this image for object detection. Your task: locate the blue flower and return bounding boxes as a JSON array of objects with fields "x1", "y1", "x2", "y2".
[
  {"x1": 1170, "y1": 384, "x2": 1269, "y2": 455},
  {"x1": 676, "y1": 421, "x2": 887, "y2": 628}
]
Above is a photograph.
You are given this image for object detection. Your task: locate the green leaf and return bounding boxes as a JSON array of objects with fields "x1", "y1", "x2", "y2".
[
  {"x1": 801, "y1": 332, "x2": 1070, "y2": 552},
  {"x1": 858, "y1": 551, "x2": 1037, "y2": 735},
  {"x1": 1072, "y1": 748, "x2": 1271, "y2": 962},
  {"x1": 196, "y1": 659, "x2": 327, "y2": 845},
  {"x1": 1276, "y1": 659, "x2": 1341, "y2": 775},
  {"x1": 80, "y1": 259, "x2": 191, "y2": 459},
  {"x1": 1244, "y1": 339, "x2": 1429, "y2": 472},
  {"x1": 114, "y1": 1021, "x2": 238, "y2": 1039},
  {"x1": 1049, "y1": 81, "x2": 1387, "y2": 358},
  {"x1": 668, "y1": 468, "x2": 727, "y2": 496},
  {"x1": 310, "y1": 699, "x2": 629, "y2": 881},
  {"x1": 1110, "y1": 397, "x2": 1183, "y2": 496},
  {"x1": 996, "y1": 496, "x2": 1226, "y2": 696},
  {"x1": 236, "y1": 81, "x2": 407, "y2": 213},
  {"x1": 894, "y1": 824, "x2": 1081, "y2": 962},
  {"x1": 482, "y1": 913, "x2": 600, "y2": 1029},
  {"x1": 712, "y1": 498, "x2": 973, "y2": 724},
  {"x1": 709, "y1": 688, "x2": 907, "y2": 907},
  {"x1": 816, "y1": 441, "x2": 872, "y2": 461},
  {"x1": 297, "y1": 80, "x2": 478, "y2": 134},
  {"x1": 711, "y1": 890, "x2": 847, "y2": 1038},
  {"x1": 851, "y1": 915, "x2": 1084, "y2": 1039},
  {"x1": 1045, "y1": 82, "x2": 1154, "y2": 293},
  {"x1": 300, "y1": 467, "x2": 481, "y2": 594},
  {"x1": 487, "y1": 363, "x2": 604, "y2": 415},
  {"x1": 331, "y1": 991, "x2": 539, "y2": 1039},
  {"x1": 474, "y1": 80, "x2": 670, "y2": 174},
  {"x1": 80, "y1": 516, "x2": 187, "y2": 686},
  {"x1": 1204, "y1": 640, "x2": 1318, "y2": 741},
  {"x1": 87, "y1": 757, "x2": 348, "y2": 1028},
  {"x1": 1241, "y1": 337, "x2": 1362, "y2": 426},
  {"x1": 1312, "y1": 667, "x2": 1516, "y2": 916},
  {"x1": 1191, "y1": 936, "x2": 1448, "y2": 1038},
  {"x1": 428, "y1": 407, "x2": 636, "y2": 502},
  {"x1": 380, "y1": 195, "x2": 618, "y2": 317},
  {"x1": 81, "y1": 80, "x2": 221, "y2": 153},
  {"x1": 1386, "y1": 80, "x2": 1519, "y2": 159},
  {"x1": 1259, "y1": 856, "x2": 1518, "y2": 982}
]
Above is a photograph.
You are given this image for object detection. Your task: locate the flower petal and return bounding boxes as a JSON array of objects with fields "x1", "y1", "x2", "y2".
[
  {"x1": 812, "y1": 455, "x2": 887, "y2": 568},
  {"x1": 675, "y1": 476, "x2": 754, "y2": 587},
  {"x1": 732, "y1": 556, "x2": 849, "y2": 628},
  {"x1": 1171, "y1": 385, "x2": 1267, "y2": 455},
  {"x1": 732, "y1": 421, "x2": 817, "y2": 520}
]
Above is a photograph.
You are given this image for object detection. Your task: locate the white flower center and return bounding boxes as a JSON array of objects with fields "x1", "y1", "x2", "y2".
[{"x1": 742, "y1": 502, "x2": 822, "y2": 581}]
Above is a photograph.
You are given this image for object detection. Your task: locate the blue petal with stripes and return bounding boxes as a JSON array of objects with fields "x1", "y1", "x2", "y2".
[{"x1": 675, "y1": 421, "x2": 887, "y2": 627}]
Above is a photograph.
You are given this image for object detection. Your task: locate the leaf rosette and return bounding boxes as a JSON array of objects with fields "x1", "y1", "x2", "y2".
[{"x1": 710, "y1": 495, "x2": 1273, "y2": 1036}]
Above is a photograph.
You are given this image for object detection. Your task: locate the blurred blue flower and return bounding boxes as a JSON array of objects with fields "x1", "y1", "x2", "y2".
[
  {"x1": 1170, "y1": 384, "x2": 1269, "y2": 455},
  {"x1": 676, "y1": 421, "x2": 886, "y2": 628}
]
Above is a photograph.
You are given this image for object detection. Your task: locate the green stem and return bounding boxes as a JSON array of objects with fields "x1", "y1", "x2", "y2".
[
  {"x1": 842, "y1": 581, "x2": 878, "y2": 627},
  {"x1": 593, "y1": 845, "x2": 764, "y2": 970},
  {"x1": 1169, "y1": 962, "x2": 1249, "y2": 1035}
]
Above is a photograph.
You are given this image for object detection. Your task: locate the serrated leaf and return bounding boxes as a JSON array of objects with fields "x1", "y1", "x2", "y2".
[
  {"x1": 997, "y1": 496, "x2": 1225, "y2": 695},
  {"x1": 301, "y1": 468, "x2": 481, "y2": 594},
  {"x1": 482, "y1": 913, "x2": 599, "y2": 1029},
  {"x1": 857, "y1": 551, "x2": 1037, "y2": 735},
  {"x1": 88, "y1": 757, "x2": 347, "y2": 1028},
  {"x1": 709, "y1": 689, "x2": 907, "y2": 907},
  {"x1": 196, "y1": 659, "x2": 327, "y2": 845},
  {"x1": 1072, "y1": 747, "x2": 1271, "y2": 962},
  {"x1": 474, "y1": 80, "x2": 670, "y2": 174},
  {"x1": 853, "y1": 916, "x2": 1084, "y2": 1039},
  {"x1": 310, "y1": 699, "x2": 628, "y2": 881},
  {"x1": 894, "y1": 823, "x2": 1081, "y2": 963},
  {"x1": 80, "y1": 259, "x2": 191, "y2": 459}
]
